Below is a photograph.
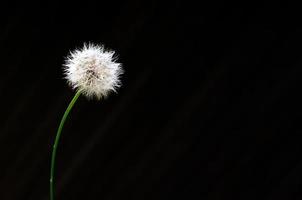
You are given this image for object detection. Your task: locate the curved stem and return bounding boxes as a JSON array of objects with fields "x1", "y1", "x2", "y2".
[{"x1": 50, "y1": 90, "x2": 81, "y2": 200}]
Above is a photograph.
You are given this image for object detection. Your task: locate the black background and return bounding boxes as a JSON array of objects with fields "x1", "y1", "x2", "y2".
[{"x1": 1, "y1": 2, "x2": 302, "y2": 200}]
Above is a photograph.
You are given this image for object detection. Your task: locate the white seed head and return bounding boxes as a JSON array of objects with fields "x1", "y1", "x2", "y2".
[{"x1": 63, "y1": 43, "x2": 123, "y2": 99}]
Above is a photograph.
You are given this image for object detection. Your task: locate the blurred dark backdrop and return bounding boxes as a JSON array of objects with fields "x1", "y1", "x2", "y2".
[{"x1": 1, "y1": 1, "x2": 302, "y2": 200}]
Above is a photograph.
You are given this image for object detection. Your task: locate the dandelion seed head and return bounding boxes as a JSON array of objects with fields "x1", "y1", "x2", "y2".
[{"x1": 64, "y1": 43, "x2": 123, "y2": 99}]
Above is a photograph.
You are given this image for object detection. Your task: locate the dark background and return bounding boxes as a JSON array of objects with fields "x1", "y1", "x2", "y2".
[{"x1": 1, "y1": 1, "x2": 302, "y2": 200}]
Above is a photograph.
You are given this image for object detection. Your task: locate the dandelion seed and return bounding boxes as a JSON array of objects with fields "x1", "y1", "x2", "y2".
[{"x1": 63, "y1": 43, "x2": 123, "y2": 99}]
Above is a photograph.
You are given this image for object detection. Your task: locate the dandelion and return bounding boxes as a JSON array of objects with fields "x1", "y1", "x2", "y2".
[
  {"x1": 50, "y1": 43, "x2": 123, "y2": 200},
  {"x1": 64, "y1": 43, "x2": 123, "y2": 99}
]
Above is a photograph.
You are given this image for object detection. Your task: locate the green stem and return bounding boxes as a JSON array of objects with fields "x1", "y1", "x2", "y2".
[{"x1": 50, "y1": 90, "x2": 81, "y2": 200}]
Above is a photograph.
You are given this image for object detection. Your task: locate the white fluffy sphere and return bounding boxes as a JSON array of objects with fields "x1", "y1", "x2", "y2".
[{"x1": 63, "y1": 43, "x2": 123, "y2": 99}]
